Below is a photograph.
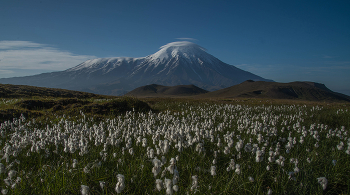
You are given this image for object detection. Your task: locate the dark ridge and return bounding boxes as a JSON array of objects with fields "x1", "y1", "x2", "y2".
[
  {"x1": 125, "y1": 84, "x2": 208, "y2": 97},
  {"x1": 196, "y1": 80, "x2": 350, "y2": 102},
  {"x1": 1, "y1": 97, "x2": 152, "y2": 124},
  {"x1": 16, "y1": 99, "x2": 90, "y2": 110},
  {"x1": 0, "y1": 83, "x2": 102, "y2": 98}
]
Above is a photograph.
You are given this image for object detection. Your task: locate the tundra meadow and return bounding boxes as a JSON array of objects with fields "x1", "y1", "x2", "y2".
[{"x1": 0, "y1": 97, "x2": 349, "y2": 194}]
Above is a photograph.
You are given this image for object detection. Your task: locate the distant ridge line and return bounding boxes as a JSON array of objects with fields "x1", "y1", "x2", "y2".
[
  {"x1": 125, "y1": 84, "x2": 208, "y2": 98},
  {"x1": 196, "y1": 80, "x2": 350, "y2": 102}
]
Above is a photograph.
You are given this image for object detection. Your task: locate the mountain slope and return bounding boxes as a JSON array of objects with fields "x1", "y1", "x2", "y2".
[
  {"x1": 197, "y1": 80, "x2": 350, "y2": 102},
  {"x1": 0, "y1": 41, "x2": 272, "y2": 95},
  {"x1": 125, "y1": 84, "x2": 208, "y2": 97},
  {"x1": 0, "y1": 83, "x2": 101, "y2": 98}
]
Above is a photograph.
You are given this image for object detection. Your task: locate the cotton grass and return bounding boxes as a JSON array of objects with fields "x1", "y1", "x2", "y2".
[{"x1": 0, "y1": 100, "x2": 348, "y2": 194}]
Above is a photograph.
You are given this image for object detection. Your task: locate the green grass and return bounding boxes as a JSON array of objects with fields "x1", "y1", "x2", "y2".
[{"x1": 0, "y1": 97, "x2": 349, "y2": 194}]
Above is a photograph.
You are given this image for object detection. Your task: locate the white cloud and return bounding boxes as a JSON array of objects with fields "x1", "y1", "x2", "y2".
[
  {"x1": 0, "y1": 41, "x2": 43, "y2": 50},
  {"x1": 0, "y1": 41, "x2": 96, "y2": 71},
  {"x1": 0, "y1": 69, "x2": 14, "y2": 74},
  {"x1": 176, "y1": 38, "x2": 198, "y2": 42}
]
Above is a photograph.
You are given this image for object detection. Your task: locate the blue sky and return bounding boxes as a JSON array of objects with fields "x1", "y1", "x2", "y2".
[{"x1": 1, "y1": 0, "x2": 350, "y2": 95}]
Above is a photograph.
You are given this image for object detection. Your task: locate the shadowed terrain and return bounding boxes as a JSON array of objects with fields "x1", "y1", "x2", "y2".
[
  {"x1": 0, "y1": 84, "x2": 152, "y2": 123},
  {"x1": 195, "y1": 80, "x2": 350, "y2": 102},
  {"x1": 125, "y1": 84, "x2": 208, "y2": 97},
  {"x1": 0, "y1": 84, "x2": 100, "y2": 98}
]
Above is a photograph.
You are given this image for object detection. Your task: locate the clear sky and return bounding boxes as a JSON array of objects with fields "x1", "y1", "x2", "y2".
[{"x1": 1, "y1": 0, "x2": 350, "y2": 95}]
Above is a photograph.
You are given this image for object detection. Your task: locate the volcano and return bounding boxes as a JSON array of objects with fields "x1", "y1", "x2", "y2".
[{"x1": 0, "y1": 41, "x2": 272, "y2": 95}]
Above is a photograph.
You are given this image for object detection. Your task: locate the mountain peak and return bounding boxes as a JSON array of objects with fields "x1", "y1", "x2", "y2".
[
  {"x1": 148, "y1": 41, "x2": 208, "y2": 62},
  {"x1": 159, "y1": 41, "x2": 206, "y2": 51}
]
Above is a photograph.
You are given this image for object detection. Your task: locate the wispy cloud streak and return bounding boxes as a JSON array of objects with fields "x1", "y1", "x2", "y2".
[
  {"x1": 176, "y1": 38, "x2": 198, "y2": 42},
  {"x1": 0, "y1": 41, "x2": 96, "y2": 72}
]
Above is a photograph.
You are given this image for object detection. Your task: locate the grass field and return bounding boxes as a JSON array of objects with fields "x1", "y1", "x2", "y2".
[{"x1": 0, "y1": 96, "x2": 349, "y2": 194}]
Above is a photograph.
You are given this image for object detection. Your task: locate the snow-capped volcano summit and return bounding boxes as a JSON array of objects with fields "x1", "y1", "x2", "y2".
[
  {"x1": 148, "y1": 41, "x2": 208, "y2": 62},
  {"x1": 0, "y1": 41, "x2": 272, "y2": 95},
  {"x1": 141, "y1": 41, "x2": 222, "y2": 74}
]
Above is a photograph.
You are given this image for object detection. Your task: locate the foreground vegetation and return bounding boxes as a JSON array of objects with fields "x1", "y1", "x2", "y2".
[{"x1": 0, "y1": 96, "x2": 349, "y2": 194}]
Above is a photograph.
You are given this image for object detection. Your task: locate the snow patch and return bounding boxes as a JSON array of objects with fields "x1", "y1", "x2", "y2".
[
  {"x1": 148, "y1": 41, "x2": 207, "y2": 63},
  {"x1": 65, "y1": 41, "x2": 226, "y2": 81},
  {"x1": 66, "y1": 57, "x2": 144, "y2": 72}
]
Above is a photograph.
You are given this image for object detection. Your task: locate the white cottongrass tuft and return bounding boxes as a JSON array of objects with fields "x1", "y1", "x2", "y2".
[
  {"x1": 317, "y1": 177, "x2": 328, "y2": 190},
  {"x1": 129, "y1": 148, "x2": 134, "y2": 156},
  {"x1": 81, "y1": 185, "x2": 89, "y2": 195},
  {"x1": 266, "y1": 165, "x2": 271, "y2": 171},
  {"x1": 99, "y1": 181, "x2": 106, "y2": 190},
  {"x1": 152, "y1": 158, "x2": 163, "y2": 177},
  {"x1": 307, "y1": 158, "x2": 311, "y2": 163},
  {"x1": 191, "y1": 175, "x2": 198, "y2": 192},
  {"x1": 173, "y1": 185, "x2": 179, "y2": 192},
  {"x1": 155, "y1": 179, "x2": 163, "y2": 191},
  {"x1": 1, "y1": 189, "x2": 8, "y2": 195},
  {"x1": 164, "y1": 178, "x2": 173, "y2": 195},
  {"x1": 235, "y1": 164, "x2": 241, "y2": 175},
  {"x1": 210, "y1": 165, "x2": 216, "y2": 176},
  {"x1": 267, "y1": 188, "x2": 272, "y2": 195},
  {"x1": 72, "y1": 159, "x2": 78, "y2": 168},
  {"x1": 8, "y1": 170, "x2": 16, "y2": 179},
  {"x1": 115, "y1": 174, "x2": 125, "y2": 193},
  {"x1": 294, "y1": 166, "x2": 300, "y2": 174}
]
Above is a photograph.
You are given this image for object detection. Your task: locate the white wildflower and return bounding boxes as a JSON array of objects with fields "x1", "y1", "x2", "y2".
[
  {"x1": 267, "y1": 188, "x2": 272, "y2": 195},
  {"x1": 72, "y1": 159, "x2": 78, "y2": 168},
  {"x1": 81, "y1": 185, "x2": 89, "y2": 195},
  {"x1": 1, "y1": 189, "x2": 8, "y2": 195},
  {"x1": 210, "y1": 165, "x2": 216, "y2": 176},
  {"x1": 115, "y1": 174, "x2": 125, "y2": 193},
  {"x1": 235, "y1": 164, "x2": 241, "y2": 175},
  {"x1": 164, "y1": 178, "x2": 173, "y2": 195},
  {"x1": 4, "y1": 178, "x2": 11, "y2": 186},
  {"x1": 129, "y1": 148, "x2": 134, "y2": 156},
  {"x1": 173, "y1": 185, "x2": 179, "y2": 192},
  {"x1": 317, "y1": 177, "x2": 328, "y2": 190},
  {"x1": 99, "y1": 181, "x2": 106, "y2": 190},
  {"x1": 155, "y1": 179, "x2": 163, "y2": 191},
  {"x1": 8, "y1": 170, "x2": 16, "y2": 179},
  {"x1": 307, "y1": 158, "x2": 311, "y2": 163},
  {"x1": 152, "y1": 158, "x2": 163, "y2": 177},
  {"x1": 294, "y1": 166, "x2": 300, "y2": 174},
  {"x1": 191, "y1": 175, "x2": 198, "y2": 192}
]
